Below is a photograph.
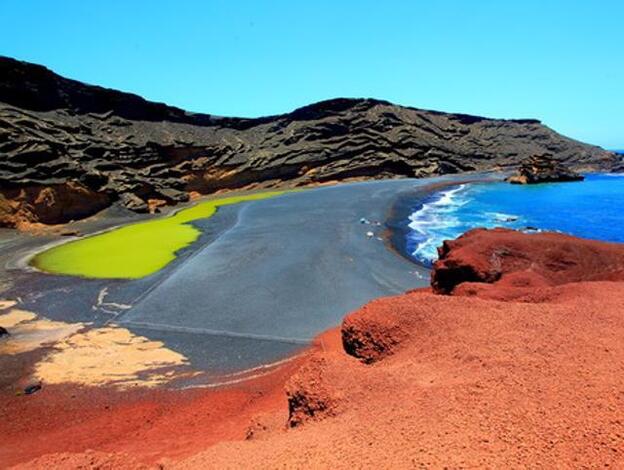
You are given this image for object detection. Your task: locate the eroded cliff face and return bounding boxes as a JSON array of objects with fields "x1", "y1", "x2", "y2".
[
  {"x1": 0, "y1": 56, "x2": 618, "y2": 227},
  {"x1": 0, "y1": 182, "x2": 110, "y2": 229}
]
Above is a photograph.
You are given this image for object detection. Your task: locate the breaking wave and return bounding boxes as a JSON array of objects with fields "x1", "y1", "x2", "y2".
[
  {"x1": 405, "y1": 174, "x2": 624, "y2": 266},
  {"x1": 406, "y1": 184, "x2": 522, "y2": 265}
]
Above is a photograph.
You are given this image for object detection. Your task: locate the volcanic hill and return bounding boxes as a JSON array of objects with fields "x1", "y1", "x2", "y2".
[{"x1": 0, "y1": 56, "x2": 618, "y2": 227}]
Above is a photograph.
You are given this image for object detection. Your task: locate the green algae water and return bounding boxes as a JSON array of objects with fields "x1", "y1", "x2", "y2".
[{"x1": 32, "y1": 191, "x2": 286, "y2": 279}]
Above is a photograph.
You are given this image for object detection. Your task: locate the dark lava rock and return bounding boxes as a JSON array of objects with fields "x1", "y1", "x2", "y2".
[
  {"x1": 118, "y1": 193, "x2": 149, "y2": 213},
  {"x1": 612, "y1": 152, "x2": 624, "y2": 172},
  {"x1": 0, "y1": 56, "x2": 618, "y2": 227},
  {"x1": 0, "y1": 326, "x2": 9, "y2": 337},
  {"x1": 23, "y1": 382, "x2": 42, "y2": 395},
  {"x1": 59, "y1": 229, "x2": 81, "y2": 237},
  {"x1": 506, "y1": 154, "x2": 585, "y2": 184}
]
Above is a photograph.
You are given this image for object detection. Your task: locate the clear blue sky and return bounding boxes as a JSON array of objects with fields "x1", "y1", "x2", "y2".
[{"x1": 1, "y1": 0, "x2": 622, "y2": 148}]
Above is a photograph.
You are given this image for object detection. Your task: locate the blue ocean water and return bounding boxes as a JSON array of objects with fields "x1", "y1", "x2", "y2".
[{"x1": 407, "y1": 173, "x2": 624, "y2": 265}]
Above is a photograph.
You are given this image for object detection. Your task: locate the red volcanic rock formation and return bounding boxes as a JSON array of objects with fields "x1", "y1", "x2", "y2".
[
  {"x1": 9, "y1": 229, "x2": 624, "y2": 468},
  {"x1": 431, "y1": 227, "x2": 624, "y2": 297},
  {"x1": 175, "y1": 293, "x2": 624, "y2": 467},
  {"x1": 341, "y1": 296, "x2": 417, "y2": 364},
  {"x1": 285, "y1": 354, "x2": 340, "y2": 427}
]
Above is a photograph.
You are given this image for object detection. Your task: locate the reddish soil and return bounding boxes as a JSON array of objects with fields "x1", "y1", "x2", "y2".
[
  {"x1": 1, "y1": 358, "x2": 305, "y2": 468},
  {"x1": 7, "y1": 228, "x2": 624, "y2": 468}
]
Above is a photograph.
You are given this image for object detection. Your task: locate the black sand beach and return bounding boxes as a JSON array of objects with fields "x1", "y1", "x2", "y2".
[{"x1": 1, "y1": 174, "x2": 501, "y2": 385}]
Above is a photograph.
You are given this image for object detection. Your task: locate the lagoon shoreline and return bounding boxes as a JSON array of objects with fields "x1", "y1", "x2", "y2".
[
  {"x1": 1, "y1": 175, "x2": 498, "y2": 389},
  {"x1": 5, "y1": 216, "x2": 624, "y2": 468}
]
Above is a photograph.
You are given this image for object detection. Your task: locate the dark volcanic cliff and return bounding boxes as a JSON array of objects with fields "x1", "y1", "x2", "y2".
[{"x1": 0, "y1": 56, "x2": 617, "y2": 227}]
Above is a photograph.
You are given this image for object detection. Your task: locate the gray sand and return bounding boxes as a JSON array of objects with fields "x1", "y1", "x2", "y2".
[{"x1": 1, "y1": 174, "x2": 497, "y2": 379}]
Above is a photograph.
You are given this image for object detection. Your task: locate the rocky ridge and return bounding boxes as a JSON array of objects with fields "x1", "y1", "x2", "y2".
[
  {"x1": 431, "y1": 227, "x2": 624, "y2": 296},
  {"x1": 0, "y1": 56, "x2": 618, "y2": 227}
]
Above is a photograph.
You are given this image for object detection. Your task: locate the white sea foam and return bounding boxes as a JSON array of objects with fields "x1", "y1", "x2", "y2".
[
  {"x1": 486, "y1": 212, "x2": 519, "y2": 223},
  {"x1": 407, "y1": 184, "x2": 470, "y2": 264},
  {"x1": 406, "y1": 174, "x2": 624, "y2": 266},
  {"x1": 407, "y1": 184, "x2": 520, "y2": 265}
]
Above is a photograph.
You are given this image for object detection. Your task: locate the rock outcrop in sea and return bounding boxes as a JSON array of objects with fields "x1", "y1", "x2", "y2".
[
  {"x1": 0, "y1": 56, "x2": 618, "y2": 228},
  {"x1": 506, "y1": 154, "x2": 585, "y2": 184}
]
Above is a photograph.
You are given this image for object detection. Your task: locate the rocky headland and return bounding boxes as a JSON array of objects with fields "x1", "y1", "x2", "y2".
[
  {"x1": 5, "y1": 228, "x2": 624, "y2": 468},
  {"x1": 0, "y1": 56, "x2": 618, "y2": 228},
  {"x1": 506, "y1": 154, "x2": 585, "y2": 184}
]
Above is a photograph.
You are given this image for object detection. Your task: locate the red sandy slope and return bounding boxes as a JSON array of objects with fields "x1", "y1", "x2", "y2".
[
  {"x1": 9, "y1": 228, "x2": 624, "y2": 468},
  {"x1": 1, "y1": 359, "x2": 303, "y2": 468}
]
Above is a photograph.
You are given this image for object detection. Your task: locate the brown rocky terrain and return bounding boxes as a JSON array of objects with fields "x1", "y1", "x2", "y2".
[
  {"x1": 5, "y1": 228, "x2": 624, "y2": 468},
  {"x1": 507, "y1": 154, "x2": 585, "y2": 184},
  {"x1": 0, "y1": 56, "x2": 618, "y2": 228}
]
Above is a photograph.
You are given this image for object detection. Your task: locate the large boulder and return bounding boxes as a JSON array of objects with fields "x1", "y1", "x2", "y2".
[
  {"x1": 431, "y1": 228, "x2": 624, "y2": 297},
  {"x1": 506, "y1": 154, "x2": 584, "y2": 184}
]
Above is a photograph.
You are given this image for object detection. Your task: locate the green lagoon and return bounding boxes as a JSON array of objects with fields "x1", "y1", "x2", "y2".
[{"x1": 32, "y1": 191, "x2": 286, "y2": 279}]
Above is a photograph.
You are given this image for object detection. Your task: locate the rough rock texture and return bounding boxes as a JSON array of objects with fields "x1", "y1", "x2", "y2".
[
  {"x1": 9, "y1": 230, "x2": 624, "y2": 468},
  {"x1": 507, "y1": 153, "x2": 585, "y2": 184},
  {"x1": 285, "y1": 354, "x2": 340, "y2": 427},
  {"x1": 0, "y1": 181, "x2": 110, "y2": 229},
  {"x1": 1, "y1": 56, "x2": 617, "y2": 227},
  {"x1": 431, "y1": 227, "x2": 624, "y2": 296},
  {"x1": 341, "y1": 299, "x2": 413, "y2": 363}
]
